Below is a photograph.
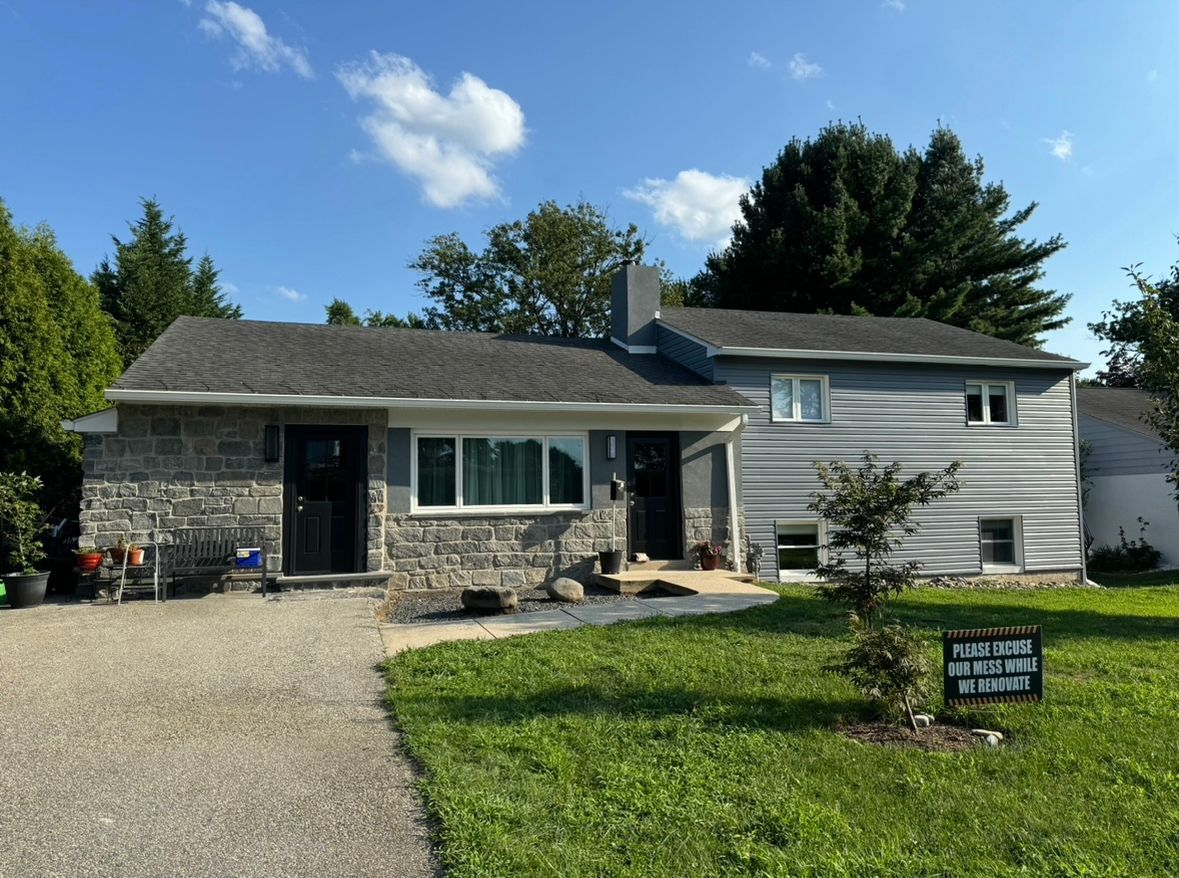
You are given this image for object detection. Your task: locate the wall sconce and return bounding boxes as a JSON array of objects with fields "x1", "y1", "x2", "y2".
[
  {"x1": 264, "y1": 425, "x2": 280, "y2": 462},
  {"x1": 606, "y1": 434, "x2": 617, "y2": 460}
]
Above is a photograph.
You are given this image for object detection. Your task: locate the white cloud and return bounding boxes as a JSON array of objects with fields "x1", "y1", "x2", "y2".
[
  {"x1": 336, "y1": 51, "x2": 526, "y2": 208},
  {"x1": 199, "y1": 2, "x2": 312, "y2": 79},
  {"x1": 882, "y1": 0, "x2": 905, "y2": 10},
  {"x1": 625, "y1": 169, "x2": 749, "y2": 247},
  {"x1": 220, "y1": 280, "x2": 239, "y2": 295},
  {"x1": 1082, "y1": 165, "x2": 1094, "y2": 177},
  {"x1": 275, "y1": 285, "x2": 306, "y2": 302},
  {"x1": 1043, "y1": 130, "x2": 1074, "y2": 161},
  {"x1": 1147, "y1": 69, "x2": 1159, "y2": 82},
  {"x1": 788, "y1": 53, "x2": 823, "y2": 81},
  {"x1": 748, "y1": 51, "x2": 771, "y2": 70},
  {"x1": 826, "y1": 99, "x2": 837, "y2": 111}
]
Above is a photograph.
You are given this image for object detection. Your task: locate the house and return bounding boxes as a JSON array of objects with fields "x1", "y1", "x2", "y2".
[
  {"x1": 69, "y1": 264, "x2": 1088, "y2": 589},
  {"x1": 1077, "y1": 387, "x2": 1178, "y2": 566}
]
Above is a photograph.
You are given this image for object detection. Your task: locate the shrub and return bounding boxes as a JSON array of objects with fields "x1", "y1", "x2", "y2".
[
  {"x1": 829, "y1": 616, "x2": 930, "y2": 729},
  {"x1": 1088, "y1": 518, "x2": 1162, "y2": 573},
  {"x1": 0, "y1": 471, "x2": 48, "y2": 574}
]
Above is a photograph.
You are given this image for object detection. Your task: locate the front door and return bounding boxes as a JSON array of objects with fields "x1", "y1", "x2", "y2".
[
  {"x1": 627, "y1": 433, "x2": 682, "y2": 560},
  {"x1": 284, "y1": 426, "x2": 365, "y2": 575}
]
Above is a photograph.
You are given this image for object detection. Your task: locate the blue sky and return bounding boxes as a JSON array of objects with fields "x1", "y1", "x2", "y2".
[{"x1": 2, "y1": 1, "x2": 1177, "y2": 373}]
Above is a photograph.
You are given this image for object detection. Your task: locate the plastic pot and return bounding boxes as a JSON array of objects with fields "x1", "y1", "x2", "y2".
[
  {"x1": 3, "y1": 571, "x2": 50, "y2": 609},
  {"x1": 701, "y1": 554, "x2": 721, "y2": 571},
  {"x1": 76, "y1": 552, "x2": 104, "y2": 573},
  {"x1": 598, "y1": 550, "x2": 624, "y2": 575}
]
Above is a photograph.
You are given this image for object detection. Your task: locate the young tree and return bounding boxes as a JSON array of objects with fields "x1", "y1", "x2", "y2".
[
  {"x1": 0, "y1": 199, "x2": 121, "y2": 514},
  {"x1": 1089, "y1": 243, "x2": 1179, "y2": 386},
  {"x1": 410, "y1": 200, "x2": 646, "y2": 337},
  {"x1": 696, "y1": 124, "x2": 1069, "y2": 347},
  {"x1": 809, "y1": 454, "x2": 962, "y2": 623},
  {"x1": 94, "y1": 199, "x2": 241, "y2": 366},
  {"x1": 830, "y1": 618, "x2": 931, "y2": 731}
]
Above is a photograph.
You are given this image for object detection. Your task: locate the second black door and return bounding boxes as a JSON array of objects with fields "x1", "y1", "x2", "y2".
[
  {"x1": 285, "y1": 426, "x2": 365, "y2": 575},
  {"x1": 627, "y1": 433, "x2": 682, "y2": 560}
]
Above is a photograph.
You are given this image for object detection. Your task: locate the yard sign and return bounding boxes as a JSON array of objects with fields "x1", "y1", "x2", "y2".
[{"x1": 943, "y1": 626, "x2": 1043, "y2": 707}]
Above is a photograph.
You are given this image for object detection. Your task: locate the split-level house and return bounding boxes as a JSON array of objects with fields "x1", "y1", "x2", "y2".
[{"x1": 68, "y1": 264, "x2": 1088, "y2": 589}]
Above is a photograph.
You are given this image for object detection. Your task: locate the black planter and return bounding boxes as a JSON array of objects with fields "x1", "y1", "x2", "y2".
[
  {"x1": 598, "y1": 550, "x2": 624, "y2": 575},
  {"x1": 3, "y1": 571, "x2": 50, "y2": 609}
]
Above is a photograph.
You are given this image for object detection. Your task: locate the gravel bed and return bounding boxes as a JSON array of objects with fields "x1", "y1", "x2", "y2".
[
  {"x1": 918, "y1": 575, "x2": 1103, "y2": 591},
  {"x1": 382, "y1": 583, "x2": 660, "y2": 624}
]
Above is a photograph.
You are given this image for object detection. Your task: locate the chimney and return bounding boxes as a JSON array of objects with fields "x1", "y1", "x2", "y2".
[{"x1": 610, "y1": 262, "x2": 661, "y2": 353}]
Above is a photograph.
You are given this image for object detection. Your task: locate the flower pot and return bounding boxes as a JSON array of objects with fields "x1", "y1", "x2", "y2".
[
  {"x1": 127, "y1": 547, "x2": 145, "y2": 567},
  {"x1": 598, "y1": 550, "x2": 624, "y2": 575},
  {"x1": 76, "y1": 552, "x2": 104, "y2": 573},
  {"x1": 3, "y1": 571, "x2": 50, "y2": 609},
  {"x1": 109, "y1": 547, "x2": 126, "y2": 564},
  {"x1": 701, "y1": 553, "x2": 721, "y2": 571}
]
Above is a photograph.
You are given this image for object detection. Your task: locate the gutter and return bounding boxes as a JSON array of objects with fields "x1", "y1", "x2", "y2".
[
  {"x1": 1069, "y1": 373, "x2": 1090, "y2": 584},
  {"x1": 725, "y1": 416, "x2": 745, "y2": 574},
  {"x1": 104, "y1": 388, "x2": 757, "y2": 416}
]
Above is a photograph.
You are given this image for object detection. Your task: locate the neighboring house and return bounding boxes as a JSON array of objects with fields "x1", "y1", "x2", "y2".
[
  {"x1": 68, "y1": 264, "x2": 1088, "y2": 589},
  {"x1": 1077, "y1": 387, "x2": 1179, "y2": 567}
]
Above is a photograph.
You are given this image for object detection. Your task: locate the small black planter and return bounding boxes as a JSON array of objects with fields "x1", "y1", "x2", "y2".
[
  {"x1": 598, "y1": 550, "x2": 624, "y2": 575},
  {"x1": 3, "y1": 571, "x2": 50, "y2": 609}
]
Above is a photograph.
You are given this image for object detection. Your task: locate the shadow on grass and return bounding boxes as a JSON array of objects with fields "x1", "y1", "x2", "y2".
[{"x1": 673, "y1": 591, "x2": 1179, "y2": 645}]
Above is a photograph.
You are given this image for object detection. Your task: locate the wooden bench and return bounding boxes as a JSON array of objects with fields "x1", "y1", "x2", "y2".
[{"x1": 164, "y1": 527, "x2": 270, "y2": 598}]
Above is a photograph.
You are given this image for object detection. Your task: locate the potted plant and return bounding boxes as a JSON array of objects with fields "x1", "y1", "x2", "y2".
[
  {"x1": 110, "y1": 538, "x2": 127, "y2": 564},
  {"x1": 126, "y1": 544, "x2": 144, "y2": 566},
  {"x1": 76, "y1": 549, "x2": 104, "y2": 572},
  {"x1": 0, "y1": 472, "x2": 51, "y2": 609},
  {"x1": 692, "y1": 540, "x2": 724, "y2": 571}
]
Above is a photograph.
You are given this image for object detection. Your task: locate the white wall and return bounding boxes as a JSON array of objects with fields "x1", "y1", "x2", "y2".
[{"x1": 1086, "y1": 473, "x2": 1179, "y2": 568}]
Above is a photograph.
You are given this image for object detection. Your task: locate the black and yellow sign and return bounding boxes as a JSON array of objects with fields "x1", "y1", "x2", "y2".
[{"x1": 943, "y1": 626, "x2": 1043, "y2": 707}]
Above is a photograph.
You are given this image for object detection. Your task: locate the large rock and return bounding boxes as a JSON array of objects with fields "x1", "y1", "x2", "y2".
[
  {"x1": 546, "y1": 577, "x2": 584, "y2": 603},
  {"x1": 461, "y1": 585, "x2": 518, "y2": 613}
]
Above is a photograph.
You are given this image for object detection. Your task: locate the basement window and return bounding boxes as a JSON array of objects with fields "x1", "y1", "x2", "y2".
[
  {"x1": 776, "y1": 521, "x2": 822, "y2": 571},
  {"x1": 980, "y1": 517, "x2": 1023, "y2": 572}
]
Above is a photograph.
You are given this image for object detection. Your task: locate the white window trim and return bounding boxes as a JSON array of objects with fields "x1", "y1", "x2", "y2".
[
  {"x1": 769, "y1": 374, "x2": 831, "y2": 424},
  {"x1": 775, "y1": 518, "x2": 828, "y2": 580},
  {"x1": 965, "y1": 380, "x2": 1017, "y2": 426},
  {"x1": 979, "y1": 515, "x2": 1024, "y2": 574},
  {"x1": 410, "y1": 430, "x2": 591, "y2": 515}
]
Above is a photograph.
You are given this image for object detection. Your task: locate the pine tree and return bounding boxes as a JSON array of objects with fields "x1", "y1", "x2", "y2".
[
  {"x1": 94, "y1": 198, "x2": 241, "y2": 366},
  {"x1": 696, "y1": 124, "x2": 1070, "y2": 347}
]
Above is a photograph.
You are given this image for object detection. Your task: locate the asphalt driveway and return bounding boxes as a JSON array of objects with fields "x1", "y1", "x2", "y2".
[{"x1": 0, "y1": 594, "x2": 437, "y2": 878}]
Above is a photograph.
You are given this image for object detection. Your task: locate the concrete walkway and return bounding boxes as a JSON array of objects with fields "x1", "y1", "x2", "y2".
[
  {"x1": 380, "y1": 581, "x2": 778, "y2": 655},
  {"x1": 0, "y1": 594, "x2": 437, "y2": 878}
]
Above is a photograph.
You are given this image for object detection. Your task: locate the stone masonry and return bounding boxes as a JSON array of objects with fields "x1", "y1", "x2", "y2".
[{"x1": 79, "y1": 404, "x2": 387, "y2": 574}]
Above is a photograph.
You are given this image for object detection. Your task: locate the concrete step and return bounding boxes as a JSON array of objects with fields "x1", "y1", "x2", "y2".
[{"x1": 596, "y1": 568, "x2": 758, "y2": 596}]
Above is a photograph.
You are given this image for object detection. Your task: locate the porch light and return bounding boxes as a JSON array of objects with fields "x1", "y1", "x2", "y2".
[
  {"x1": 606, "y1": 434, "x2": 617, "y2": 460},
  {"x1": 264, "y1": 425, "x2": 280, "y2": 462}
]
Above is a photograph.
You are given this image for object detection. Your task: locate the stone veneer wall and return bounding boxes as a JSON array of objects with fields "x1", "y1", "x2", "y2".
[
  {"x1": 79, "y1": 404, "x2": 387, "y2": 574},
  {"x1": 384, "y1": 508, "x2": 626, "y2": 591}
]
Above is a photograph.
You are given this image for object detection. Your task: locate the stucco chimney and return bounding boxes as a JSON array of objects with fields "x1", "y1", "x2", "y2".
[{"x1": 610, "y1": 262, "x2": 660, "y2": 353}]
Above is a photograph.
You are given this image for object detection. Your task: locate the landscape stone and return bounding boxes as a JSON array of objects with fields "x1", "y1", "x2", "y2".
[
  {"x1": 546, "y1": 577, "x2": 584, "y2": 603},
  {"x1": 913, "y1": 714, "x2": 933, "y2": 728},
  {"x1": 460, "y1": 586, "x2": 519, "y2": 613}
]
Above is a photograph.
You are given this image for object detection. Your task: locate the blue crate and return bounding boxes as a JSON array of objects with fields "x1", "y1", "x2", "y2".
[{"x1": 234, "y1": 547, "x2": 263, "y2": 569}]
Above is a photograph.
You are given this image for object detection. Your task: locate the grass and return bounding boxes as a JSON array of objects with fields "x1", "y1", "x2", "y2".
[
  {"x1": 1092, "y1": 568, "x2": 1179, "y2": 588},
  {"x1": 386, "y1": 584, "x2": 1179, "y2": 877}
]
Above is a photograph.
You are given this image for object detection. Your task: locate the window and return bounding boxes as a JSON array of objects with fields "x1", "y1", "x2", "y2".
[
  {"x1": 980, "y1": 517, "x2": 1023, "y2": 571},
  {"x1": 966, "y1": 381, "x2": 1015, "y2": 425},
  {"x1": 776, "y1": 521, "x2": 822, "y2": 571},
  {"x1": 771, "y1": 375, "x2": 829, "y2": 422},
  {"x1": 414, "y1": 433, "x2": 588, "y2": 511}
]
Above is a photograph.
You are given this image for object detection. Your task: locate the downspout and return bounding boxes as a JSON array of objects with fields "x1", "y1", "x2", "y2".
[
  {"x1": 1069, "y1": 372, "x2": 1090, "y2": 584},
  {"x1": 725, "y1": 416, "x2": 746, "y2": 573}
]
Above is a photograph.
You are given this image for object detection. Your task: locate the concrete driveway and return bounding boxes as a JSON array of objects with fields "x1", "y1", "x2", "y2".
[{"x1": 0, "y1": 594, "x2": 437, "y2": 878}]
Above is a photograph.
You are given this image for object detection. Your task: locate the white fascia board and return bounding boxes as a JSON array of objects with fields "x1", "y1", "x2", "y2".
[
  {"x1": 710, "y1": 345, "x2": 1088, "y2": 371},
  {"x1": 104, "y1": 388, "x2": 755, "y2": 416},
  {"x1": 60, "y1": 407, "x2": 119, "y2": 433}
]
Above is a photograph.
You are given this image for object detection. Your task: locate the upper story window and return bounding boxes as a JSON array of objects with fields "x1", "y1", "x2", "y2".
[
  {"x1": 771, "y1": 375, "x2": 829, "y2": 423},
  {"x1": 414, "y1": 433, "x2": 588, "y2": 512},
  {"x1": 966, "y1": 381, "x2": 1015, "y2": 425}
]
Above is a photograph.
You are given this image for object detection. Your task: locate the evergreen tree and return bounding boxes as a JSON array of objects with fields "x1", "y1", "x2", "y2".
[
  {"x1": 94, "y1": 198, "x2": 241, "y2": 366},
  {"x1": 0, "y1": 199, "x2": 121, "y2": 514},
  {"x1": 324, "y1": 297, "x2": 428, "y2": 328},
  {"x1": 696, "y1": 124, "x2": 1070, "y2": 347}
]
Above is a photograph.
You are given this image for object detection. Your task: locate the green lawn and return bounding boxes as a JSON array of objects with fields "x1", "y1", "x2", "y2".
[{"x1": 384, "y1": 585, "x2": 1179, "y2": 877}]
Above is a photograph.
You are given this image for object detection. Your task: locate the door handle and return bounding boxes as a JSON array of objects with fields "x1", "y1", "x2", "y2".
[{"x1": 297, "y1": 495, "x2": 305, "y2": 513}]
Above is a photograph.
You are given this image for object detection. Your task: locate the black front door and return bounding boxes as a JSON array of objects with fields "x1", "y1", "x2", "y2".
[
  {"x1": 627, "y1": 433, "x2": 682, "y2": 560},
  {"x1": 284, "y1": 426, "x2": 365, "y2": 575}
]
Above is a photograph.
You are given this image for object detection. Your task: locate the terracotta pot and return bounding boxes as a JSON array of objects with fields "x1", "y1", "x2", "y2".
[
  {"x1": 127, "y1": 547, "x2": 145, "y2": 567},
  {"x1": 76, "y1": 552, "x2": 104, "y2": 572},
  {"x1": 701, "y1": 553, "x2": 721, "y2": 571}
]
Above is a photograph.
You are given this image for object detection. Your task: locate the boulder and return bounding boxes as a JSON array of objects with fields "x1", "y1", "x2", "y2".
[
  {"x1": 913, "y1": 714, "x2": 933, "y2": 728},
  {"x1": 460, "y1": 586, "x2": 518, "y2": 613},
  {"x1": 546, "y1": 577, "x2": 584, "y2": 603},
  {"x1": 970, "y1": 728, "x2": 1004, "y2": 741}
]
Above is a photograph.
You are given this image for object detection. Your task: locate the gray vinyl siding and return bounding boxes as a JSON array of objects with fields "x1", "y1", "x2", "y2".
[
  {"x1": 1079, "y1": 415, "x2": 1172, "y2": 476},
  {"x1": 656, "y1": 325, "x2": 713, "y2": 380},
  {"x1": 715, "y1": 357, "x2": 1083, "y2": 579}
]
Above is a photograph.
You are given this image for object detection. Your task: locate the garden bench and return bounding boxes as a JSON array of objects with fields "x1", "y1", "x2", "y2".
[{"x1": 163, "y1": 526, "x2": 270, "y2": 598}]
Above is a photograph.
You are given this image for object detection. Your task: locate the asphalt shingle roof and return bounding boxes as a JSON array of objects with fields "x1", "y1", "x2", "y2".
[
  {"x1": 659, "y1": 307, "x2": 1080, "y2": 365},
  {"x1": 1077, "y1": 386, "x2": 1159, "y2": 438},
  {"x1": 114, "y1": 317, "x2": 754, "y2": 408}
]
